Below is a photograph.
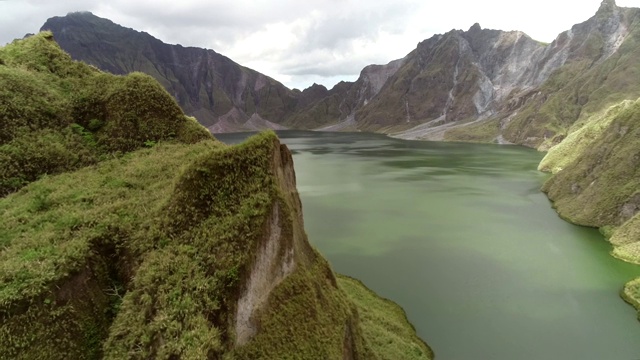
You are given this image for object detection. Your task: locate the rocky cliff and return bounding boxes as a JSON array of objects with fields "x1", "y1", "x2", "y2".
[{"x1": 0, "y1": 34, "x2": 431, "y2": 360}]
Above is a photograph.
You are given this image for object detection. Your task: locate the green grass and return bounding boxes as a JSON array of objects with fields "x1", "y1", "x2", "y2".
[
  {"x1": 538, "y1": 100, "x2": 634, "y2": 173},
  {"x1": 338, "y1": 275, "x2": 433, "y2": 360},
  {"x1": 0, "y1": 32, "x2": 212, "y2": 196},
  {"x1": 0, "y1": 141, "x2": 219, "y2": 307},
  {"x1": 622, "y1": 277, "x2": 640, "y2": 320},
  {"x1": 611, "y1": 213, "x2": 640, "y2": 264},
  {"x1": 542, "y1": 97, "x2": 640, "y2": 228}
]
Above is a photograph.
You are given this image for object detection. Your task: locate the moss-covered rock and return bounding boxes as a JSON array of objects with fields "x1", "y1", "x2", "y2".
[
  {"x1": 0, "y1": 32, "x2": 212, "y2": 196},
  {"x1": 338, "y1": 275, "x2": 433, "y2": 360},
  {"x1": 0, "y1": 132, "x2": 431, "y2": 359}
]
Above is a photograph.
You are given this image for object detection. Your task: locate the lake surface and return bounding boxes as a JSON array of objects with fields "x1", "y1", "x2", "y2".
[{"x1": 217, "y1": 131, "x2": 640, "y2": 360}]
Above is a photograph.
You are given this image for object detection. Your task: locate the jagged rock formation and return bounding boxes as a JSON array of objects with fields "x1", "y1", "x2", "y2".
[{"x1": 0, "y1": 35, "x2": 432, "y2": 360}]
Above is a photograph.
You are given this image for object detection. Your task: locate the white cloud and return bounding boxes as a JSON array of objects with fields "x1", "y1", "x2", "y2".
[{"x1": 2, "y1": 0, "x2": 639, "y2": 90}]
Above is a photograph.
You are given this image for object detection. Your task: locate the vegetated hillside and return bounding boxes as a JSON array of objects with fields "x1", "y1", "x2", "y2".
[
  {"x1": 538, "y1": 97, "x2": 640, "y2": 316},
  {"x1": 0, "y1": 32, "x2": 212, "y2": 196},
  {"x1": 0, "y1": 34, "x2": 432, "y2": 359},
  {"x1": 41, "y1": 12, "x2": 333, "y2": 133}
]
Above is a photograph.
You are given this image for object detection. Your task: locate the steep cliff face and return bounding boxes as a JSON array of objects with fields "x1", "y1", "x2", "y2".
[
  {"x1": 41, "y1": 12, "x2": 309, "y2": 132},
  {"x1": 0, "y1": 130, "x2": 432, "y2": 360},
  {"x1": 352, "y1": 26, "x2": 549, "y2": 136},
  {"x1": 299, "y1": 0, "x2": 640, "y2": 146}
]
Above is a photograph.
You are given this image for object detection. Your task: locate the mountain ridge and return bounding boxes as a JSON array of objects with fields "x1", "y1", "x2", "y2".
[{"x1": 41, "y1": 12, "x2": 319, "y2": 133}]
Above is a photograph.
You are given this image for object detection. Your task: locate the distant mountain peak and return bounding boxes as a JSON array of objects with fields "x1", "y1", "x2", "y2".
[
  {"x1": 468, "y1": 23, "x2": 482, "y2": 32},
  {"x1": 598, "y1": 0, "x2": 618, "y2": 13},
  {"x1": 601, "y1": 0, "x2": 617, "y2": 8},
  {"x1": 68, "y1": 11, "x2": 95, "y2": 16}
]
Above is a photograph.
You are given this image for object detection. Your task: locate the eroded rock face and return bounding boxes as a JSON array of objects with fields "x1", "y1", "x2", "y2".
[
  {"x1": 234, "y1": 140, "x2": 315, "y2": 346},
  {"x1": 620, "y1": 193, "x2": 640, "y2": 223},
  {"x1": 235, "y1": 203, "x2": 295, "y2": 345}
]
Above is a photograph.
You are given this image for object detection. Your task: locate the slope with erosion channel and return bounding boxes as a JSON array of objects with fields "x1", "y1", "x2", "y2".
[{"x1": 0, "y1": 34, "x2": 431, "y2": 359}]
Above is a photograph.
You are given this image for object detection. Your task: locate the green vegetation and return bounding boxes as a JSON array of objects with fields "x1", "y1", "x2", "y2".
[
  {"x1": 538, "y1": 100, "x2": 634, "y2": 173},
  {"x1": 338, "y1": 275, "x2": 433, "y2": 360},
  {"x1": 622, "y1": 277, "x2": 640, "y2": 320},
  {"x1": 443, "y1": 117, "x2": 501, "y2": 143},
  {"x1": 0, "y1": 32, "x2": 212, "y2": 196},
  {"x1": 0, "y1": 141, "x2": 219, "y2": 359},
  {"x1": 0, "y1": 130, "x2": 431, "y2": 359},
  {"x1": 611, "y1": 213, "x2": 640, "y2": 265},
  {"x1": 540, "y1": 96, "x2": 640, "y2": 318},
  {"x1": 0, "y1": 33, "x2": 430, "y2": 359},
  {"x1": 541, "y1": 98, "x2": 640, "y2": 228}
]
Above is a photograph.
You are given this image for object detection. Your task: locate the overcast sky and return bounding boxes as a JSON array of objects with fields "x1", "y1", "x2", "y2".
[{"x1": 1, "y1": 0, "x2": 639, "y2": 90}]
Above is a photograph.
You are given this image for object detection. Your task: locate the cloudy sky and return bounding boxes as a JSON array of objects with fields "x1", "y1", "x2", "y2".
[{"x1": 1, "y1": 0, "x2": 639, "y2": 90}]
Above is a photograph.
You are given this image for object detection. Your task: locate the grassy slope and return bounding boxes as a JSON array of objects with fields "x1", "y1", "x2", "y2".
[
  {"x1": 0, "y1": 34, "x2": 431, "y2": 359},
  {"x1": 338, "y1": 275, "x2": 433, "y2": 360},
  {"x1": 0, "y1": 141, "x2": 220, "y2": 359},
  {"x1": 0, "y1": 32, "x2": 211, "y2": 196},
  {"x1": 540, "y1": 97, "x2": 640, "y2": 317}
]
